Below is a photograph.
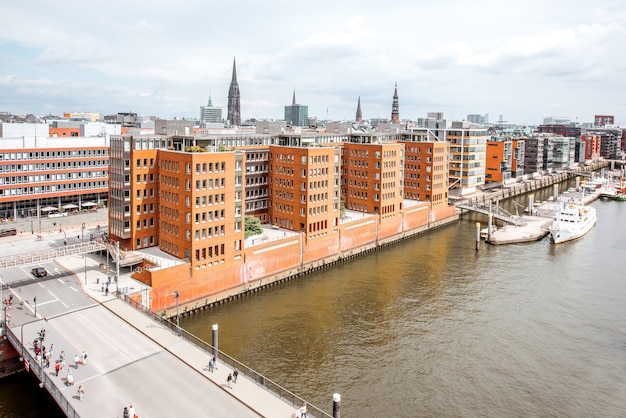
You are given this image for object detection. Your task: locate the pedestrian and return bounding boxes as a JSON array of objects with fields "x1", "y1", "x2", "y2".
[
  {"x1": 54, "y1": 360, "x2": 61, "y2": 376},
  {"x1": 123, "y1": 406, "x2": 130, "y2": 418},
  {"x1": 49, "y1": 343, "x2": 54, "y2": 357},
  {"x1": 44, "y1": 351, "x2": 50, "y2": 368},
  {"x1": 301, "y1": 403, "x2": 308, "y2": 418},
  {"x1": 81, "y1": 351, "x2": 87, "y2": 365},
  {"x1": 233, "y1": 368, "x2": 239, "y2": 383},
  {"x1": 105, "y1": 286, "x2": 109, "y2": 296},
  {"x1": 74, "y1": 354, "x2": 80, "y2": 369},
  {"x1": 212, "y1": 356, "x2": 218, "y2": 370},
  {"x1": 208, "y1": 358, "x2": 214, "y2": 372},
  {"x1": 227, "y1": 373, "x2": 233, "y2": 389},
  {"x1": 77, "y1": 385, "x2": 84, "y2": 401},
  {"x1": 128, "y1": 404, "x2": 136, "y2": 418}
]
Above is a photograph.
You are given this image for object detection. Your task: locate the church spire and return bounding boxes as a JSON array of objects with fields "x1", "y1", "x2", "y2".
[
  {"x1": 355, "y1": 96, "x2": 362, "y2": 123},
  {"x1": 227, "y1": 57, "x2": 241, "y2": 126},
  {"x1": 292, "y1": 89, "x2": 296, "y2": 105},
  {"x1": 391, "y1": 82, "x2": 400, "y2": 124}
]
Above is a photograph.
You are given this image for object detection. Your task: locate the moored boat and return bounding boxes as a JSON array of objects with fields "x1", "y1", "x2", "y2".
[{"x1": 549, "y1": 201, "x2": 597, "y2": 244}]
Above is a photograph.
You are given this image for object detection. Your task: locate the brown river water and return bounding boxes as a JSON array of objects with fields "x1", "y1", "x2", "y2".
[{"x1": 3, "y1": 185, "x2": 626, "y2": 417}]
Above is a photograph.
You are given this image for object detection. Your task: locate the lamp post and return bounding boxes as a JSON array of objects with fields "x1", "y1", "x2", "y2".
[
  {"x1": 173, "y1": 291, "x2": 180, "y2": 333},
  {"x1": 82, "y1": 223, "x2": 87, "y2": 285},
  {"x1": 33, "y1": 296, "x2": 37, "y2": 318}
]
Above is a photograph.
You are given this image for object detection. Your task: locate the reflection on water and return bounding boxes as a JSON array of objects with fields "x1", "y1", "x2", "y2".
[{"x1": 183, "y1": 189, "x2": 626, "y2": 417}]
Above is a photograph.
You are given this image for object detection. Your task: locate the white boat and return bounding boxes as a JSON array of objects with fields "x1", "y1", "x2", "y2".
[
  {"x1": 480, "y1": 225, "x2": 496, "y2": 239},
  {"x1": 549, "y1": 201, "x2": 596, "y2": 244}
]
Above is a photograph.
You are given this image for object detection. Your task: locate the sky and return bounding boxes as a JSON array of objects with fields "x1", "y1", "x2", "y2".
[{"x1": 1, "y1": 0, "x2": 625, "y2": 126}]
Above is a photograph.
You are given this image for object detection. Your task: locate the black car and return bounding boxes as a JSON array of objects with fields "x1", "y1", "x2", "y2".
[{"x1": 31, "y1": 267, "x2": 47, "y2": 278}]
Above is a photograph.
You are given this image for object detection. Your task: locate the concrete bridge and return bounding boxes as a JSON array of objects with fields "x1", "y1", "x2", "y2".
[{"x1": 0, "y1": 231, "x2": 333, "y2": 418}]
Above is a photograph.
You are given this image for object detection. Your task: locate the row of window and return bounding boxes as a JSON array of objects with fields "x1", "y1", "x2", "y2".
[
  {"x1": 0, "y1": 161, "x2": 108, "y2": 173},
  {"x1": 194, "y1": 244, "x2": 226, "y2": 261},
  {"x1": 0, "y1": 150, "x2": 108, "y2": 160},
  {"x1": 0, "y1": 171, "x2": 107, "y2": 184},
  {"x1": 0, "y1": 181, "x2": 107, "y2": 196}
]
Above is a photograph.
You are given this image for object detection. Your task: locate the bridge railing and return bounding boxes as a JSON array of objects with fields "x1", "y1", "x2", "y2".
[
  {"x1": 118, "y1": 293, "x2": 332, "y2": 418},
  {"x1": 5, "y1": 326, "x2": 80, "y2": 418}
]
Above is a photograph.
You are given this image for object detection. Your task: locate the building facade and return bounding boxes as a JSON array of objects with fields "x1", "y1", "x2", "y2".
[
  {"x1": 400, "y1": 135, "x2": 448, "y2": 207},
  {"x1": 447, "y1": 122, "x2": 487, "y2": 194},
  {"x1": 200, "y1": 95, "x2": 222, "y2": 124},
  {"x1": 284, "y1": 91, "x2": 309, "y2": 127},
  {"x1": 268, "y1": 145, "x2": 340, "y2": 237},
  {"x1": 0, "y1": 137, "x2": 109, "y2": 221},
  {"x1": 342, "y1": 138, "x2": 404, "y2": 217}
]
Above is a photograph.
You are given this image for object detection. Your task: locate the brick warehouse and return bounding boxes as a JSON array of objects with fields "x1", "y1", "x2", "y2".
[{"x1": 109, "y1": 133, "x2": 457, "y2": 313}]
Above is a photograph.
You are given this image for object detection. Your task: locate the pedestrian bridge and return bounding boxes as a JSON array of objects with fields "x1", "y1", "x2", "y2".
[
  {"x1": 0, "y1": 241, "x2": 107, "y2": 269},
  {"x1": 457, "y1": 201, "x2": 524, "y2": 226}
]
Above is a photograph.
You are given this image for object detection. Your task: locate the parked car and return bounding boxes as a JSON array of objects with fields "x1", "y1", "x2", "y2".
[{"x1": 31, "y1": 267, "x2": 47, "y2": 278}]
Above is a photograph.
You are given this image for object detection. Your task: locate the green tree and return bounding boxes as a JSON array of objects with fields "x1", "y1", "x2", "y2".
[{"x1": 244, "y1": 216, "x2": 263, "y2": 239}]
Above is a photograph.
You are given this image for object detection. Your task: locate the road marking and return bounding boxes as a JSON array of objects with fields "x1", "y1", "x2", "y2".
[
  {"x1": 38, "y1": 283, "x2": 44, "y2": 288},
  {"x1": 57, "y1": 278, "x2": 65, "y2": 284},
  {"x1": 60, "y1": 301, "x2": 68, "y2": 307},
  {"x1": 48, "y1": 291, "x2": 58, "y2": 299},
  {"x1": 37, "y1": 297, "x2": 59, "y2": 306},
  {"x1": 69, "y1": 286, "x2": 78, "y2": 292}
]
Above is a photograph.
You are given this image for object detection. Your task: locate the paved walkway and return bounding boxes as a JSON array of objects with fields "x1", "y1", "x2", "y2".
[{"x1": 1, "y1": 212, "x2": 306, "y2": 418}]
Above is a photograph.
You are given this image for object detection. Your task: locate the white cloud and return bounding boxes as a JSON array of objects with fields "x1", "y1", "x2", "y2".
[{"x1": 0, "y1": 0, "x2": 625, "y2": 124}]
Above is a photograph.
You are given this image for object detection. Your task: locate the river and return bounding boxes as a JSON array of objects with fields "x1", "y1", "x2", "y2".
[{"x1": 2, "y1": 185, "x2": 626, "y2": 417}]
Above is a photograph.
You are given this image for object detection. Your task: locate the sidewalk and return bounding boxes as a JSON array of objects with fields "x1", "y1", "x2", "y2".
[{"x1": 56, "y1": 254, "x2": 302, "y2": 418}]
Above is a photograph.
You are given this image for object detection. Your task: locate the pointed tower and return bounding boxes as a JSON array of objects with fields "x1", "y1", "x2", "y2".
[
  {"x1": 227, "y1": 58, "x2": 241, "y2": 126},
  {"x1": 355, "y1": 96, "x2": 363, "y2": 123},
  {"x1": 391, "y1": 82, "x2": 400, "y2": 124},
  {"x1": 292, "y1": 90, "x2": 297, "y2": 105}
]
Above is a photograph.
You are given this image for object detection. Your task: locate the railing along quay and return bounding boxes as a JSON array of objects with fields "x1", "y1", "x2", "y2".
[{"x1": 119, "y1": 294, "x2": 333, "y2": 418}]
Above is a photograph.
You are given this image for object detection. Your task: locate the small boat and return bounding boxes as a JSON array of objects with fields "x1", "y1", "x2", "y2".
[
  {"x1": 614, "y1": 194, "x2": 626, "y2": 202},
  {"x1": 549, "y1": 201, "x2": 596, "y2": 244}
]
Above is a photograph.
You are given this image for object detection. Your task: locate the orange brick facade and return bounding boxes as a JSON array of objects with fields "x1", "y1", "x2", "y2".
[{"x1": 110, "y1": 134, "x2": 458, "y2": 313}]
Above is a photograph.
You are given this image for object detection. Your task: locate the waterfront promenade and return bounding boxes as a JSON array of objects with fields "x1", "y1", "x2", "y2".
[{"x1": 0, "y1": 216, "x2": 304, "y2": 418}]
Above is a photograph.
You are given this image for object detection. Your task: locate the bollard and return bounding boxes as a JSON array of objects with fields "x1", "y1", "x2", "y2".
[
  {"x1": 212, "y1": 324, "x2": 218, "y2": 361},
  {"x1": 333, "y1": 393, "x2": 341, "y2": 418},
  {"x1": 475, "y1": 222, "x2": 480, "y2": 251}
]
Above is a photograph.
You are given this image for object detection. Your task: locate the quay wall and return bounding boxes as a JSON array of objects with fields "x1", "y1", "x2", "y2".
[
  {"x1": 147, "y1": 164, "x2": 605, "y2": 316},
  {"x1": 154, "y1": 203, "x2": 457, "y2": 317}
]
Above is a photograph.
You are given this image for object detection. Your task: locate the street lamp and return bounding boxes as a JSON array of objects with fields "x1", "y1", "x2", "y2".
[
  {"x1": 82, "y1": 223, "x2": 87, "y2": 285},
  {"x1": 33, "y1": 296, "x2": 37, "y2": 318},
  {"x1": 173, "y1": 291, "x2": 180, "y2": 332}
]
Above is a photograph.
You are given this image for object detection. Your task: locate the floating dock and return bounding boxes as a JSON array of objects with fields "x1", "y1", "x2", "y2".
[{"x1": 487, "y1": 215, "x2": 552, "y2": 245}]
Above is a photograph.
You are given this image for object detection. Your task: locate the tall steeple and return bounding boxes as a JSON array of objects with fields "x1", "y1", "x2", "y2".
[
  {"x1": 292, "y1": 90, "x2": 297, "y2": 105},
  {"x1": 391, "y1": 82, "x2": 400, "y2": 124},
  {"x1": 355, "y1": 96, "x2": 362, "y2": 123},
  {"x1": 227, "y1": 57, "x2": 241, "y2": 126}
]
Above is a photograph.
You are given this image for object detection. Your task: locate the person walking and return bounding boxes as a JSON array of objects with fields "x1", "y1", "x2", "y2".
[
  {"x1": 208, "y1": 358, "x2": 214, "y2": 372},
  {"x1": 227, "y1": 373, "x2": 233, "y2": 389},
  {"x1": 212, "y1": 356, "x2": 218, "y2": 370},
  {"x1": 54, "y1": 360, "x2": 61, "y2": 376},
  {"x1": 74, "y1": 354, "x2": 80, "y2": 369},
  {"x1": 77, "y1": 385, "x2": 84, "y2": 401},
  {"x1": 81, "y1": 351, "x2": 87, "y2": 366},
  {"x1": 233, "y1": 368, "x2": 239, "y2": 383},
  {"x1": 128, "y1": 404, "x2": 136, "y2": 418},
  {"x1": 123, "y1": 406, "x2": 130, "y2": 418}
]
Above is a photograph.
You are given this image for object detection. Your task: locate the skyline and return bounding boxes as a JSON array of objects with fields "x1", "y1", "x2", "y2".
[{"x1": 1, "y1": 0, "x2": 625, "y2": 125}]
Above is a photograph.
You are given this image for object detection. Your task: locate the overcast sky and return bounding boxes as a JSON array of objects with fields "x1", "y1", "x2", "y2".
[{"x1": 1, "y1": 0, "x2": 625, "y2": 125}]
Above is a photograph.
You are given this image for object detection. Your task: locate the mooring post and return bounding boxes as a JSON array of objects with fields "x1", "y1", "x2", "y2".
[
  {"x1": 475, "y1": 222, "x2": 481, "y2": 251},
  {"x1": 333, "y1": 393, "x2": 341, "y2": 418},
  {"x1": 212, "y1": 324, "x2": 218, "y2": 361}
]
